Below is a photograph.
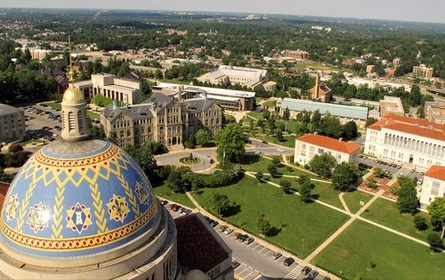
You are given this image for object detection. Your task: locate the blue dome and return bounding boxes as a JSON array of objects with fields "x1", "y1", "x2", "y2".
[{"x1": 0, "y1": 139, "x2": 159, "y2": 258}]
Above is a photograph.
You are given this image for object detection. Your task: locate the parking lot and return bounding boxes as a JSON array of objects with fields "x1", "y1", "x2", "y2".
[
  {"x1": 23, "y1": 103, "x2": 63, "y2": 141},
  {"x1": 358, "y1": 156, "x2": 424, "y2": 183}
]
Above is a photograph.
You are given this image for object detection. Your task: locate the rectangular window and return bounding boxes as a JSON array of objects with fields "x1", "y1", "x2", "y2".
[{"x1": 431, "y1": 181, "x2": 440, "y2": 196}]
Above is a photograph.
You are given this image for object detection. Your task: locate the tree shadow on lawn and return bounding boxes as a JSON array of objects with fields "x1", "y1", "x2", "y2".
[
  {"x1": 266, "y1": 226, "x2": 282, "y2": 237},
  {"x1": 223, "y1": 204, "x2": 241, "y2": 217},
  {"x1": 240, "y1": 154, "x2": 261, "y2": 164}
]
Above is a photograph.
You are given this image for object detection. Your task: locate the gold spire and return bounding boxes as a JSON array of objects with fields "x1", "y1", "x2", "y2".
[{"x1": 63, "y1": 36, "x2": 84, "y2": 103}]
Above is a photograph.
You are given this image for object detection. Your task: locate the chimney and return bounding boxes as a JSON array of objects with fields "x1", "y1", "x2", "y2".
[
  {"x1": 315, "y1": 72, "x2": 320, "y2": 99},
  {"x1": 314, "y1": 131, "x2": 318, "y2": 136},
  {"x1": 339, "y1": 138, "x2": 343, "y2": 142}
]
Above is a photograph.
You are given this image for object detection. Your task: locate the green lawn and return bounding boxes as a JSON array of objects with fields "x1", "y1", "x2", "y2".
[
  {"x1": 152, "y1": 182, "x2": 195, "y2": 209},
  {"x1": 246, "y1": 112, "x2": 263, "y2": 120},
  {"x1": 311, "y1": 220, "x2": 445, "y2": 280},
  {"x1": 342, "y1": 189, "x2": 374, "y2": 214},
  {"x1": 263, "y1": 100, "x2": 276, "y2": 108},
  {"x1": 240, "y1": 155, "x2": 320, "y2": 180},
  {"x1": 312, "y1": 182, "x2": 343, "y2": 209},
  {"x1": 361, "y1": 198, "x2": 436, "y2": 242},
  {"x1": 192, "y1": 175, "x2": 349, "y2": 258}
]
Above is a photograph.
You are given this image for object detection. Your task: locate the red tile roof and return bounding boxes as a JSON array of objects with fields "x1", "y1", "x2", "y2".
[
  {"x1": 297, "y1": 133, "x2": 361, "y2": 154},
  {"x1": 175, "y1": 214, "x2": 229, "y2": 273},
  {"x1": 426, "y1": 165, "x2": 445, "y2": 181},
  {"x1": 368, "y1": 115, "x2": 445, "y2": 141},
  {"x1": 0, "y1": 182, "x2": 10, "y2": 211}
]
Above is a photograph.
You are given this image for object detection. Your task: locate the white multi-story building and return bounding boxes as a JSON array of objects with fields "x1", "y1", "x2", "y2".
[
  {"x1": 294, "y1": 133, "x2": 361, "y2": 165},
  {"x1": 419, "y1": 165, "x2": 445, "y2": 208},
  {"x1": 0, "y1": 104, "x2": 26, "y2": 142},
  {"x1": 364, "y1": 115, "x2": 445, "y2": 170},
  {"x1": 75, "y1": 73, "x2": 142, "y2": 105}
]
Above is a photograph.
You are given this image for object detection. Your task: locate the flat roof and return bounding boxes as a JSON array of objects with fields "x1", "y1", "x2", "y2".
[{"x1": 156, "y1": 82, "x2": 256, "y2": 98}]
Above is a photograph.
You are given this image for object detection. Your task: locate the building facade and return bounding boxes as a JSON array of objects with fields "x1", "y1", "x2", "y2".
[
  {"x1": 294, "y1": 133, "x2": 361, "y2": 166},
  {"x1": 101, "y1": 93, "x2": 223, "y2": 148},
  {"x1": 0, "y1": 104, "x2": 26, "y2": 142},
  {"x1": 412, "y1": 64, "x2": 434, "y2": 80},
  {"x1": 75, "y1": 73, "x2": 142, "y2": 105},
  {"x1": 364, "y1": 115, "x2": 445, "y2": 170},
  {"x1": 419, "y1": 165, "x2": 445, "y2": 208},
  {"x1": 309, "y1": 73, "x2": 332, "y2": 103},
  {"x1": 424, "y1": 99, "x2": 445, "y2": 125}
]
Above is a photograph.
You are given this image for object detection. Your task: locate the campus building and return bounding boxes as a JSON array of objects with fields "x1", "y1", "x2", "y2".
[
  {"x1": 379, "y1": 96, "x2": 405, "y2": 117},
  {"x1": 309, "y1": 73, "x2": 332, "y2": 103},
  {"x1": 0, "y1": 67, "x2": 233, "y2": 279},
  {"x1": 280, "y1": 98, "x2": 368, "y2": 128},
  {"x1": 75, "y1": 73, "x2": 142, "y2": 105},
  {"x1": 364, "y1": 115, "x2": 445, "y2": 170},
  {"x1": 294, "y1": 133, "x2": 361, "y2": 166},
  {"x1": 100, "y1": 90, "x2": 223, "y2": 149},
  {"x1": 153, "y1": 83, "x2": 255, "y2": 111},
  {"x1": 0, "y1": 104, "x2": 26, "y2": 143},
  {"x1": 424, "y1": 99, "x2": 445, "y2": 125},
  {"x1": 412, "y1": 64, "x2": 434, "y2": 80},
  {"x1": 419, "y1": 165, "x2": 445, "y2": 208},
  {"x1": 197, "y1": 65, "x2": 276, "y2": 92}
]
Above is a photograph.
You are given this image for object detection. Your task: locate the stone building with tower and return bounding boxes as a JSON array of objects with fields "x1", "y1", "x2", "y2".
[
  {"x1": 309, "y1": 73, "x2": 332, "y2": 103},
  {"x1": 101, "y1": 86, "x2": 223, "y2": 149},
  {"x1": 0, "y1": 52, "x2": 233, "y2": 279}
]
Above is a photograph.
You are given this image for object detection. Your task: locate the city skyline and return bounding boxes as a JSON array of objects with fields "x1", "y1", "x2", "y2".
[{"x1": 1, "y1": 0, "x2": 444, "y2": 24}]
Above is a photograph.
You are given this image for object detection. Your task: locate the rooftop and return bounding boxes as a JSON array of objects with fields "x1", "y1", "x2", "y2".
[
  {"x1": 425, "y1": 165, "x2": 445, "y2": 181},
  {"x1": 175, "y1": 214, "x2": 229, "y2": 273},
  {"x1": 297, "y1": 133, "x2": 361, "y2": 154}
]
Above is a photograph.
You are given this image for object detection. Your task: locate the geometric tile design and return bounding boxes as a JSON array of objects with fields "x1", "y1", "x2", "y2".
[{"x1": 0, "y1": 141, "x2": 159, "y2": 257}]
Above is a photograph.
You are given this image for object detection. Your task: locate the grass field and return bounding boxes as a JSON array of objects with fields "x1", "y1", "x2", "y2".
[
  {"x1": 342, "y1": 189, "x2": 374, "y2": 214},
  {"x1": 192, "y1": 175, "x2": 349, "y2": 258},
  {"x1": 361, "y1": 198, "x2": 436, "y2": 242},
  {"x1": 311, "y1": 220, "x2": 445, "y2": 280},
  {"x1": 152, "y1": 182, "x2": 195, "y2": 209}
]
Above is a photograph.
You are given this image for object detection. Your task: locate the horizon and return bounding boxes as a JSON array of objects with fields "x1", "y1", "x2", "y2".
[{"x1": 0, "y1": 0, "x2": 444, "y2": 24}]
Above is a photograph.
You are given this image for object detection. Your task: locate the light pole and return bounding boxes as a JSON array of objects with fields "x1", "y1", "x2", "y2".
[{"x1": 301, "y1": 239, "x2": 304, "y2": 261}]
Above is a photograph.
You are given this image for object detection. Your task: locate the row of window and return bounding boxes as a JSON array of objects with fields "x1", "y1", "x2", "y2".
[{"x1": 384, "y1": 133, "x2": 445, "y2": 158}]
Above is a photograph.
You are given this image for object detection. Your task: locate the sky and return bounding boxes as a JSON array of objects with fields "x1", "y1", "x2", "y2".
[{"x1": 1, "y1": 0, "x2": 444, "y2": 24}]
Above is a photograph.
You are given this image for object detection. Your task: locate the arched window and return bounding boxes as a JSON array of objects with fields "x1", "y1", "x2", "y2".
[
  {"x1": 77, "y1": 111, "x2": 83, "y2": 130},
  {"x1": 68, "y1": 111, "x2": 75, "y2": 131}
]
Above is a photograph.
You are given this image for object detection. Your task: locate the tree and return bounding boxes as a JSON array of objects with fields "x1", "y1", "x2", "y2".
[
  {"x1": 309, "y1": 153, "x2": 336, "y2": 178},
  {"x1": 194, "y1": 129, "x2": 211, "y2": 146},
  {"x1": 282, "y1": 108, "x2": 290, "y2": 121},
  {"x1": 299, "y1": 176, "x2": 314, "y2": 203},
  {"x1": 428, "y1": 197, "x2": 445, "y2": 239},
  {"x1": 215, "y1": 123, "x2": 245, "y2": 163},
  {"x1": 271, "y1": 156, "x2": 281, "y2": 165},
  {"x1": 365, "y1": 117, "x2": 377, "y2": 128},
  {"x1": 366, "y1": 178, "x2": 378, "y2": 189},
  {"x1": 331, "y1": 162, "x2": 360, "y2": 191},
  {"x1": 255, "y1": 171, "x2": 263, "y2": 181},
  {"x1": 262, "y1": 109, "x2": 270, "y2": 120},
  {"x1": 427, "y1": 232, "x2": 443, "y2": 252},
  {"x1": 342, "y1": 121, "x2": 358, "y2": 139},
  {"x1": 279, "y1": 179, "x2": 291, "y2": 194},
  {"x1": 257, "y1": 213, "x2": 272, "y2": 236},
  {"x1": 267, "y1": 164, "x2": 278, "y2": 177},
  {"x1": 396, "y1": 176, "x2": 418, "y2": 214},
  {"x1": 211, "y1": 193, "x2": 231, "y2": 216},
  {"x1": 166, "y1": 169, "x2": 182, "y2": 193},
  {"x1": 275, "y1": 129, "x2": 284, "y2": 141},
  {"x1": 413, "y1": 215, "x2": 428, "y2": 232}
]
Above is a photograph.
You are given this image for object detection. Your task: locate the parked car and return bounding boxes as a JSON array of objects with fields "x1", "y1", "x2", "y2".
[
  {"x1": 224, "y1": 227, "x2": 233, "y2": 235},
  {"x1": 302, "y1": 266, "x2": 311, "y2": 275},
  {"x1": 219, "y1": 225, "x2": 227, "y2": 233},
  {"x1": 244, "y1": 237, "x2": 254, "y2": 244},
  {"x1": 161, "y1": 200, "x2": 168, "y2": 206},
  {"x1": 231, "y1": 261, "x2": 240, "y2": 269},
  {"x1": 209, "y1": 159, "x2": 214, "y2": 164},
  {"x1": 307, "y1": 270, "x2": 319, "y2": 279},
  {"x1": 283, "y1": 257, "x2": 294, "y2": 266},
  {"x1": 322, "y1": 276, "x2": 331, "y2": 280},
  {"x1": 277, "y1": 148, "x2": 285, "y2": 152},
  {"x1": 271, "y1": 252, "x2": 282, "y2": 260},
  {"x1": 233, "y1": 232, "x2": 242, "y2": 240},
  {"x1": 238, "y1": 234, "x2": 248, "y2": 242},
  {"x1": 261, "y1": 140, "x2": 268, "y2": 144},
  {"x1": 418, "y1": 178, "x2": 423, "y2": 185}
]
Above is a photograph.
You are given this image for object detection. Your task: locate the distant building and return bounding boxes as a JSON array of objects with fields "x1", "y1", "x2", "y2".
[
  {"x1": 283, "y1": 50, "x2": 310, "y2": 60},
  {"x1": 364, "y1": 115, "x2": 445, "y2": 170},
  {"x1": 280, "y1": 98, "x2": 368, "y2": 127},
  {"x1": 366, "y1": 65, "x2": 375, "y2": 73},
  {"x1": 419, "y1": 165, "x2": 445, "y2": 208},
  {"x1": 413, "y1": 64, "x2": 433, "y2": 80},
  {"x1": 379, "y1": 96, "x2": 405, "y2": 117},
  {"x1": 100, "y1": 91, "x2": 222, "y2": 149},
  {"x1": 0, "y1": 104, "x2": 26, "y2": 143},
  {"x1": 424, "y1": 100, "x2": 445, "y2": 125},
  {"x1": 153, "y1": 83, "x2": 256, "y2": 111},
  {"x1": 197, "y1": 65, "x2": 275, "y2": 92},
  {"x1": 309, "y1": 73, "x2": 331, "y2": 103},
  {"x1": 294, "y1": 133, "x2": 361, "y2": 166},
  {"x1": 75, "y1": 73, "x2": 142, "y2": 105}
]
